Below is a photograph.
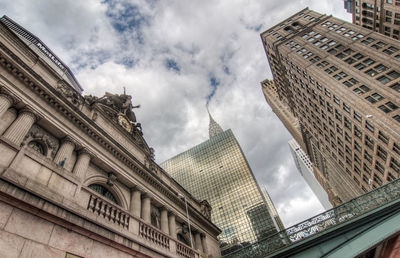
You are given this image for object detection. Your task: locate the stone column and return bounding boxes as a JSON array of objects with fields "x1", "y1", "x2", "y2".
[
  {"x1": 141, "y1": 194, "x2": 151, "y2": 223},
  {"x1": 130, "y1": 186, "x2": 142, "y2": 217},
  {"x1": 3, "y1": 108, "x2": 37, "y2": 145},
  {"x1": 168, "y1": 212, "x2": 176, "y2": 238},
  {"x1": 160, "y1": 207, "x2": 169, "y2": 234},
  {"x1": 201, "y1": 233, "x2": 207, "y2": 254},
  {"x1": 0, "y1": 94, "x2": 14, "y2": 118},
  {"x1": 194, "y1": 232, "x2": 202, "y2": 251},
  {"x1": 72, "y1": 148, "x2": 92, "y2": 180},
  {"x1": 54, "y1": 136, "x2": 76, "y2": 166}
]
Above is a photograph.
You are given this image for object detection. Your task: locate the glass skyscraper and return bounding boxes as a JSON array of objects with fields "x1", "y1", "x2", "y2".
[{"x1": 160, "y1": 113, "x2": 278, "y2": 254}]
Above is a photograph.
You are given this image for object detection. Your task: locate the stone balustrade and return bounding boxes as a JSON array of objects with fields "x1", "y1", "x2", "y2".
[
  {"x1": 177, "y1": 242, "x2": 196, "y2": 258},
  {"x1": 139, "y1": 221, "x2": 170, "y2": 249},
  {"x1": 87, "y1": 193, "x2": 130, "y2": 229}
]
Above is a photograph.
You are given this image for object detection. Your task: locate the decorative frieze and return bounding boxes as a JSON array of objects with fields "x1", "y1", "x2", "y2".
[{"x1": 56, "y1": 81, "x2": 82, "y2": 107}]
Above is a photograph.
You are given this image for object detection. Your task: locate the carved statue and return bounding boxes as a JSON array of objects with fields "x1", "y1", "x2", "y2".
[
  {"x1": 200, "y1": 200, "x2": 212, "y2": 220},
  {"x1": 84, "y1": 91, "x2": 140, "y2": 123}
]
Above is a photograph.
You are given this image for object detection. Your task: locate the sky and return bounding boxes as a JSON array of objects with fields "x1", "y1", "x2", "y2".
[{"x1": 0, "y1": 0, "x2": 352, "y2": 227}]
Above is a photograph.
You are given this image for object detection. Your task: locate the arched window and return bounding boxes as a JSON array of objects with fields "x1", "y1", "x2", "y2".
[
  {"x1": 28, "y1": 141, "x2": 45, "y2": 155},
  {"x1": 88, "y1": 184, "x2": 118, "y2": 204}
]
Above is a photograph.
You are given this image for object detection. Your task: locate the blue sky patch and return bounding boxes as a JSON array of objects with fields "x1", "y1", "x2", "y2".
[
  {"x1": 165, "y1": 59, "x2": 180, "y2": 72},
  {"x1": 206, "y1": 76, "x2": 220, "y2": 106}
]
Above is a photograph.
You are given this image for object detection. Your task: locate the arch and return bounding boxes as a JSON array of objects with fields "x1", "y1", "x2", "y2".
[
  {"x1": 88, "y1": 184, "x2": 118, "y2": 204},
  {"x1": 28, "y1": 140, "x2": 46, "y2": 155},
  {"x1": 84, "y1": 175, "x2": 128, "y2": 209}
]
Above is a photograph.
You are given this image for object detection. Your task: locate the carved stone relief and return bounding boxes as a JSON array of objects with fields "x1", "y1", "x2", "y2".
[
  {"x1": 23, "y1": 124, "x2": 59, "y2": 159},
  {"x1": 56, "y1": 81, "x2": 82, "y2": 106},
  {"x1": 200, "y1": 200, "x2": 212, "y2": 220}
]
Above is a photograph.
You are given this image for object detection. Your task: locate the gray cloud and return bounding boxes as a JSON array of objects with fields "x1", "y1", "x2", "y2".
[{"x1": 0, "y1": 0, "x2": 351, "y2": 227}]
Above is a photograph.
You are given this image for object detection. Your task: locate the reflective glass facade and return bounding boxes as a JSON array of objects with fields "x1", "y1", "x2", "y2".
[{"x1": 161, "y1": 129, "x2": 277, "y2": 252}]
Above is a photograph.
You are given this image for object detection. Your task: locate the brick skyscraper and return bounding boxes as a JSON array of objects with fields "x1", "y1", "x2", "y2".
[{"x1": 261, "y1": 8, "x2": 400, "y2": 203}]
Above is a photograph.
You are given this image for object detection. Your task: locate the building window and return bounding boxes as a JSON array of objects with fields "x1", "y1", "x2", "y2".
[
  {"x1": 353, "y1": 85, "x2": 370, "y2": 95},
  {"x1": 365, "y1": 135, "x2": 375, "y2": 150},
  {"x1": 383, "y1": 46, "x2": 399, "y2": 55},
  {"x1": 379, "y1": 101, "x2": 399, "y2": 113},
  {"x1": 371, "y1": 41, "x2": 387, "y2": 49},
  {"x1": 354, "y1": 111, "x2": 362, "y2": 122},
  {"x1": 390, "y1": 157, "x2": 400, "y2": 173},
  {"x1": 365, "y1": 93, "x2": 384, "y2": 103},
  {"x1": 361, "y1": 37, "x2": 375, "y2": 45},
  {"x1": 378, "y1": 131, "x2": 389, "y2": 144},
  {"x1": 375, "y1": 160, "x2": 385, "y2": 175},
  {"x1": 377, "y1": 145, "x2": 388, "y2": 161},
  {"x1": 88, "y1": 184, "x2": 118, "y2": 204},
  {"x1": 28, "y1": 141, "x2": 45, "y2": 155},
  {"x1": 365, "y1": 120, "x2": 375, "y2": 133},
  {"x1": 354, "y1": 125, "x2": 362, "y2": 139},
  {"x1": 390, "y1": 82, "x2": 400, "y2": 91}
]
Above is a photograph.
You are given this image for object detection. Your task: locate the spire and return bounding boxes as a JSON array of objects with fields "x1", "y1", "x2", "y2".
[{"x1": 208, "y1": 109, "x2": 224, "y2": 138}]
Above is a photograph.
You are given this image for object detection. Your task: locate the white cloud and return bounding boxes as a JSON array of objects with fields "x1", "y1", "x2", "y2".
[{"x1": 0, "y1": 0, "x2": 350, "y2": 228}]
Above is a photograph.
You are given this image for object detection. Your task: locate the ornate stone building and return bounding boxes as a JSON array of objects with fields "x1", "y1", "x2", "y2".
[{"x1": 0, "y1": 15, "x2": 221, "y2": 258}]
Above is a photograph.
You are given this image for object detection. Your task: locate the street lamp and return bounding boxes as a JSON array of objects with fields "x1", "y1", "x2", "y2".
[{"x1": 178, "y1": 193, "x2": 193, "y2": 248}]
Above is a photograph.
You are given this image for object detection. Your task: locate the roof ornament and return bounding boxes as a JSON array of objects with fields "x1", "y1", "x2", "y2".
[
  {"x1": 208, "y1": 108, "x2": 224, "y2": 138},
  {"x1": 84, "y1": 89, "x2": 141, "y2": 133}
]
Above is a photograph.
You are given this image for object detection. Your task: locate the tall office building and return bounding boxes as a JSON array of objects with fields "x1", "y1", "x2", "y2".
[
  {"x1": 161, "y1": 114, "x2": 278, "y2": 254},
  {"x1": 262, "y1": 79, "x2": 340, "y2": 206},
  {"x1": 288, "y1": 139, "x2": 333, "y2": 210},
  {"x1": 260, "y1": 186, "x2": 285, "y2": 231},
  {"x1": 347, "y1": 0, "x2": 400, "y2": 40},
  {"x1": 261, "y1": 79, "x2": 304, "y2": 150},
  {"x1": 261, "y1": 8, "x2": 400, "y2": 203}
]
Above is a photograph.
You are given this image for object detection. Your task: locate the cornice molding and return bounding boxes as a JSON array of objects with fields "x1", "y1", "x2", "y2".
[{"x1": 0, "y1": 85, "x2": 20, "y2": 105}]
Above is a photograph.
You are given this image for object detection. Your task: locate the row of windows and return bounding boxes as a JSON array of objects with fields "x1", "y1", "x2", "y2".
[
  {"x1": 314, "y1": 58, "x2": 400, "y2": 119},
  {"x1": 284, "y1": 60, "x2": 400, "y2": 190}
]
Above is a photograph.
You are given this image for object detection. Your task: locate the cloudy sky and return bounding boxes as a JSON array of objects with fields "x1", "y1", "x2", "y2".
[{"x1": 0, "y1": 0, "x2": 351, "y2": 227}]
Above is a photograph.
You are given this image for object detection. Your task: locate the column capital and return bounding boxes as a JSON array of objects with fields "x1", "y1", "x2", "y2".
[
  {"x1": 61, "y1": 135, "x2": 77, "y2": 147},
  {"x1": 200, "y1": 232, "x2": 206, "y2": 238},
  {"x1": 142, "y1": 192, "x2": 152, "y2": 199},
  {"x1": 0, "y1": 86, "x2": 20, "y2": 105},
  {"x1": 168, "y1": 210, "x2": 176, "y2": 217},
  {"x1": 131, "y1": 185, "x2": 144, "y2": 193},
  {"x1": 78, "y1": 147, "x2": 94, "y2": 158},
  {"x1": 18, "y1": 107, "x2": 41, "y2": 122},
  {"x1": 160, "y1": 206, "x2": 171, "y2": 212}
]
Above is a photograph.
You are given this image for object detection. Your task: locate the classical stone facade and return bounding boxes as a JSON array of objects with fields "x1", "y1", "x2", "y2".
[{"x1": 0, "y1": 16, "x2": 221, "y2": 258}]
